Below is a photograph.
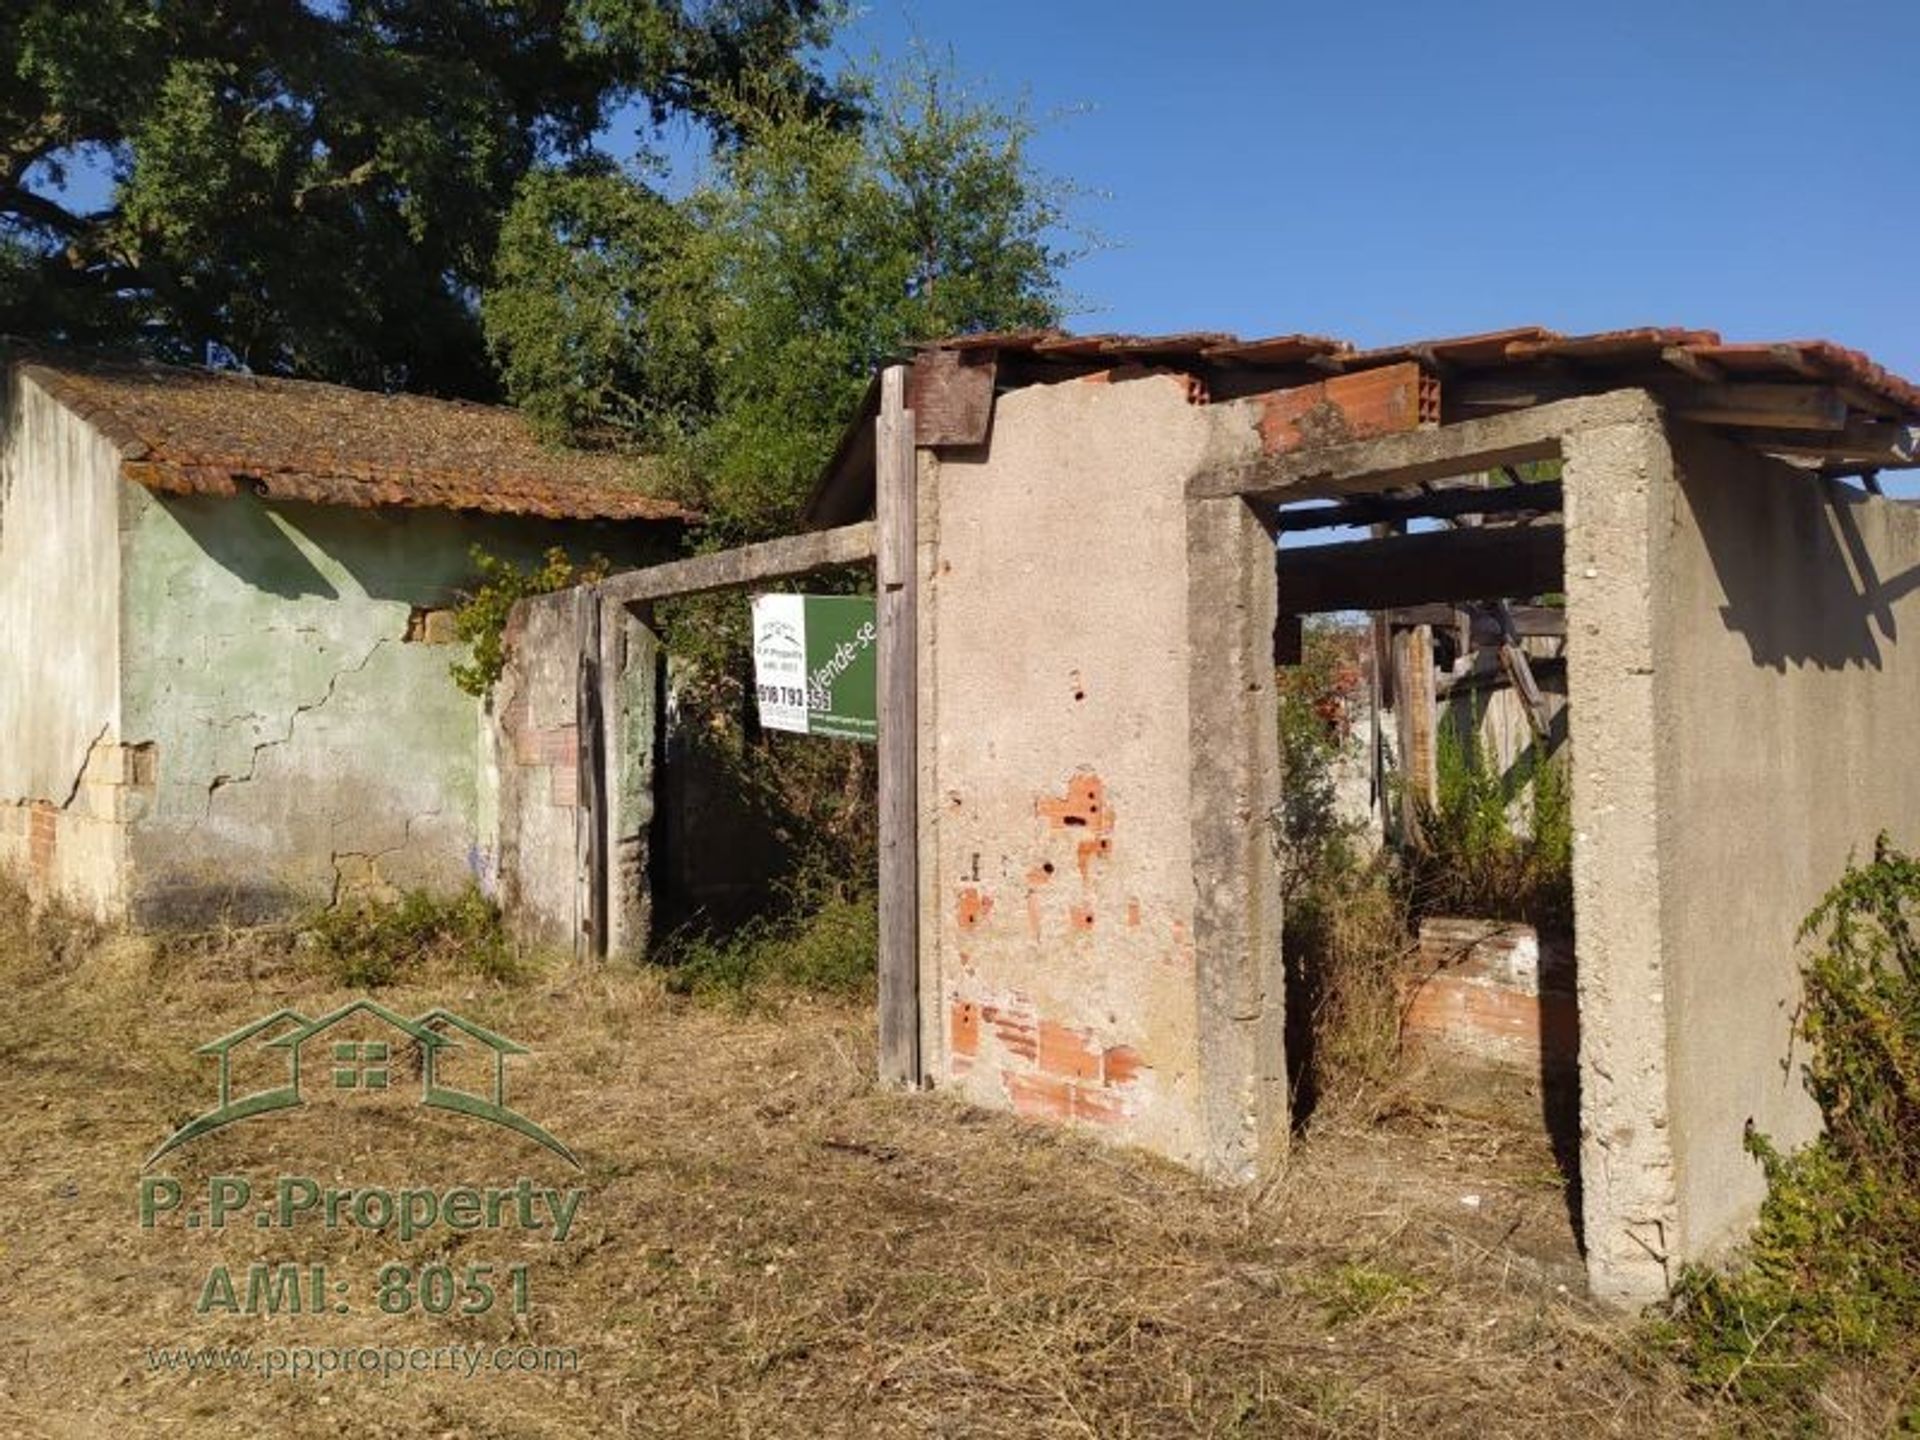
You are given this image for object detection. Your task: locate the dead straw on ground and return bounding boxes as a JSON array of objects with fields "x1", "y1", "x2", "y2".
[{"x1": 0, "y1": 890, "x2": 1790, "y2": 1439}]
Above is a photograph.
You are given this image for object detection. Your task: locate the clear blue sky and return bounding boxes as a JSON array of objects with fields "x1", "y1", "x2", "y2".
[{"x1": 823, "y1": 0, "x2": 1920, "y2": 383}]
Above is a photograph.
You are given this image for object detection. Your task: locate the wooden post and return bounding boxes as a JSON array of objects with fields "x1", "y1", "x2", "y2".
[
  {"x1": 1393, "y1": 623, "x2": 1438, "y2": 845},
  {"x1": 575, "y1": 590, "x2": 607, "y2": 959},
  {"x1": 876, "y1": 364, "x2": 921, "y2": 1087},
  {"x1": 1492, "y1": 600, "x2": 1554, "y2": 741}
]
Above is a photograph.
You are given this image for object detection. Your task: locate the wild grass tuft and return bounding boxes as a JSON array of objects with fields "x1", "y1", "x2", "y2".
[
  {"x1": 299, "y1": 885, "x2": 522, "y2": 988},
  {"x1": 654, "y1": 887, "x2": 876, "y2": 1006},
  {"x1": 1406, "y1": 703, "x2": 1573, "y2": 934}
]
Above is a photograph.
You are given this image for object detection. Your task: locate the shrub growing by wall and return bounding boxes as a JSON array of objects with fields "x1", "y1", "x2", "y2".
[{"x1": 1662, "y1": 834, "x2": 1920, "y2": 1421}]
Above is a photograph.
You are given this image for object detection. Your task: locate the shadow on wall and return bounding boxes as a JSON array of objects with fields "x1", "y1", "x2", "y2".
[
  {"x1": 162, "y1": 495, "x2": 341, "y2": 601},
  {"x1": 1680, "y1": 428, "x2": 1920, "y2": 673},
  {"x1": 161, "y1": 494, "x2": 666, "y2": 610}
]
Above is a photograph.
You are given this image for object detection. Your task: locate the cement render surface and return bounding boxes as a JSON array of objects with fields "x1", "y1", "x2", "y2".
[
  {"x1": 1654, "y1": 424, "x2": 1920, "y2": 1262},
  {"x1": 925, "y1": 373, "x2": 1226, "y2": 1164}
]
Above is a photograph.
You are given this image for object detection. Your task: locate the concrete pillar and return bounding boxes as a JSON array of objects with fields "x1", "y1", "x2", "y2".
[
  {"x1": 1561, "y1": 406, "x2": 1682, "y2": 1304},
  {"x1": 1185, "y1": 495, "x2": 1290, "y2": 1179}
]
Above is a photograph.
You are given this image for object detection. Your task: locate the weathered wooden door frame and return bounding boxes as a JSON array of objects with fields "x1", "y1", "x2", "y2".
[{"x1": 574, "y1": 364, "x2": 921, "y2": 1087}]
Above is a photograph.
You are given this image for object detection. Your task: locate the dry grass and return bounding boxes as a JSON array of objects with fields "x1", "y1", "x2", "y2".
[{"x1": 0, "y1": 892, "x2": 1728, "y2": 1439}]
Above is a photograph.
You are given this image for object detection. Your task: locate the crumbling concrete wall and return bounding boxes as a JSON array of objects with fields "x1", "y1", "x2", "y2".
[
  {"x1": 0, "y1": 372, "x2": 132, "y2": 916},
  {"x1": 1563, "y1": 401, "x2": 1920, "y2": 1303},
  {"x1": 116, "y1": 491, "x2": 504, "y2": 921},
  {"x1": 491, "y1": 590, "x2": 659, "y2": 955},
  {"x1": 917, "y1": 370, "x2": 1286, "y2": 1178}
]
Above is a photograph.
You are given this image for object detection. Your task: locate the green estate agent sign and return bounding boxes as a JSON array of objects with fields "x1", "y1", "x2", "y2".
[{"x1": 751, "y1": 594, "x2": 878, "y2": 743}]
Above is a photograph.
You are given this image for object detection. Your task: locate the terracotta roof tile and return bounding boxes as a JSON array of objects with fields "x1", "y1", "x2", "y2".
[
  {"x1": 12, "y1": 352, "x2": 693, "y2": 522},
  {"x1": 919, "y1": 324, "x2": 1920, "y2": 419}
]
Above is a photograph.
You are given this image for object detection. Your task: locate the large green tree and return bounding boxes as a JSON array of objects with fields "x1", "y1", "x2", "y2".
[
  {"x1": 484, "y1": 55, "x2": 1076, "y2": 533},
  {"x1": 0, "y1": 0, "x2": 841, "y2": 391}
]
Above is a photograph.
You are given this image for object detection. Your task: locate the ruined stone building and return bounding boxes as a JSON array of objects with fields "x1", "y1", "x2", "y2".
[
  {"x1": 0, "y1": 352, "x2": 685, "y2": 922},
  {"x1": 619, "y1": 324, "x2": 1916, "y2": 1304}
]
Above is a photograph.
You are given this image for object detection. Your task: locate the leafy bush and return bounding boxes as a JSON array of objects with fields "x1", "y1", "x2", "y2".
[
  {"x1": 1662, "y1": 835, "x2": 1920, "y2": 1418},
  {"x1": 300, "y1": 887, "x2": 520, "y2": 988},
  {"x1": 449, "y1": 546, "x2": 606, "y2": 700},
  {"x1": 1405, "y1": 704, "x2": 1572, "y2": 933}
]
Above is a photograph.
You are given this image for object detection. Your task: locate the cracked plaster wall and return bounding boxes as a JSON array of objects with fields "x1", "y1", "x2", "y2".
[
  {"x1": 0, "y1": 372, "x2": 130, "y2": 914},
  {"x1": 920, "y1": 371, "x2": 1286, "y2": 1177},
  {"x1": 112, "y1": 487, "x2": 665, "y2": 925}
]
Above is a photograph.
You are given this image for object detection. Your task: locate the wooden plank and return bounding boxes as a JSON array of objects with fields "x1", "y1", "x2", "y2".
[
  {"x1": 604, "y1": 601, "x2": 659, "y2": 961},
  {"x1": 574, "y1": 590, "x2": 606, "y2": 960},
  {"x1": 1450, "y1": 375, "x2": 1853, "y2": 433},
  {"x1": 1666, "y1": 382, "x2": 1849, "y2": 431},
  {"x1": 876, "y1": 365, "x2": 921, "y2": 1089},
  {"x1": 1723, "y1": 419, "x2": 1920, "y2": 466},
  {"x1": 1392, "y1": 625, "x2": 1437, "y2": 845},
  {"x1": 1271, "y1": 479, "x2": 1561, "y2": 533},
  {"x1": 596, "y1": 521, "x2": 875, "y2": 606},
  {"x1": 1388, "y1": 602, "x2": 1567, "y2": 639},
  {"x1": 907, "y1": 349, "x2": 997, "y2": 447},
  {"x1": 1492, "y1": 601, "x2": 1552, "y2": 741},
  {"x1": 1277, "y1": 524, "x2": 1564, "y2": 614},
  {"x1": 1660, "y1": 346, "x2": 1724, "y2": 383}
]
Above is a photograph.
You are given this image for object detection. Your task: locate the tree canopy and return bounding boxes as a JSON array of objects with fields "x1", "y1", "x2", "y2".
[
  {"x1": 0, "y1": 0, "x2": 842, "y2": 391},
  {"x1": 484, "y1": 58, "x2": 1077, "y2": 534}
]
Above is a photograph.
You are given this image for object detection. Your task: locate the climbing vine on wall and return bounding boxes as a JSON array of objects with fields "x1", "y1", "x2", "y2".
[{"x1": 449, "y1": 546, "x2": 606, "y2": 699}]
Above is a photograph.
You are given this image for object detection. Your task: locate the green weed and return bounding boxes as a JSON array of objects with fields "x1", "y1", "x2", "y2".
[
  {"x1": 300, "y1": 886, "x2": 522, "y2": 988},
  {"x1": 1407, "y1": 702, "x2": 1572, "y2": 933},
  {"x1": 1312, "y1": 1260, "x2": 1425, "y2": 1325},
  {"x1": 655, "y1": 888, "x2": 876, "y2": 1006},
  {"x1": 1661, "y1": 834, "x2": 1920, "y2": 1420}
]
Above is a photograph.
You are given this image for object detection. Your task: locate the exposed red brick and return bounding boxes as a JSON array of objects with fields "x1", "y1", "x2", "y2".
[
  {"x1": 1037, "y1": 1020, "x2": 1101, "y2": 1080},
  {"x1": 950, "y1": 1000, "x2": 981, "y2": 1059},
  {"x1": 1075, "y1": 835, "x2": 1112, "y2": 881},
  {"x1": 982, "y1": 1005, "x2": 1038, "y2": 1063},
  {"x1": 955, "y1": 886, "x2": 993, "y2": 931},
  {"x1": 1402, "y1": 974, "x2": 1580, "y2": 1073},
  {"x1": 1256, "y1": 362, "x2": 1435, "y2": 455},
  {"x1": 1037, "y1": 773, "x2": 1113, "y2": 836},
  {"x1": 27, "y1": 801, "x2": 56, "y2": 880},
  {"x1": 1068, "y1": 903, "x2": 1095, "y2": 932},
  {"x1": 1102, "y1": 1046, "x2": 1144, "y2": 1088},
  {"x1": 1004, "y1": 1071, "x2": 1073, "y2": 1121},
  {"x1": 1126, "y1": 898, "x2": 1142, "y2": 928},
  {"x1": 1072, "y1": 1084, "x2": 1128, "y2": 1125},
  {"x1": 548, "y1": 763, "x2": 578, "y2": 808}
]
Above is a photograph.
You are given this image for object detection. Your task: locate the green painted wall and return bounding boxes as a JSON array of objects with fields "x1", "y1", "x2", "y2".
[{"x1": 116, "y1": 485, "x2": 666, "y2": 923}]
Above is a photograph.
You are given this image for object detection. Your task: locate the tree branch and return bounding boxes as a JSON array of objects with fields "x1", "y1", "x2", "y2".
[{"x1": 0, "y1": 184, "x2": 109, "y2": 238}]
